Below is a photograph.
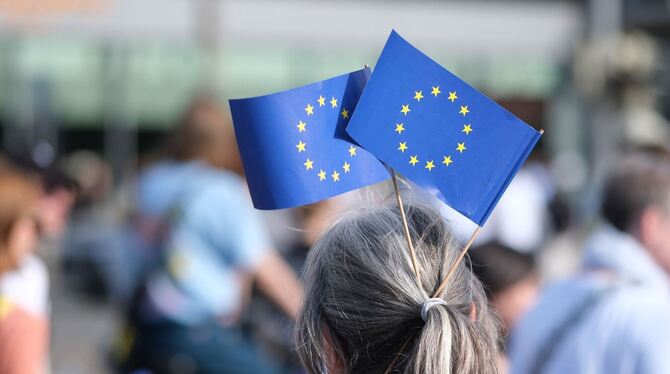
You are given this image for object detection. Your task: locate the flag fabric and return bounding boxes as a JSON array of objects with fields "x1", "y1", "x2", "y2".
[
  {"x1": 229, "y1": 68, "x2": 389, "y2": 210},
  {"x1": 346, "y1": 31, "x2": 542, "y2": 225}
]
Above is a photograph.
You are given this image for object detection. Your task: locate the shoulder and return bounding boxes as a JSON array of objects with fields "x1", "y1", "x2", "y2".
[
  {"x1": 0, "y1": 255, "x2": 49, "y2": 317},
  {"x1": 1, "y1": 255, "x2": 48, "y2": 289},
  {"x1": 606, "y1": 284, "x2": 670, "y2": 332},
  {"x1": 177, "y1": 166, "x2": 257, "y2": 226},
  {"x1": 586, "y1": 283, "x2": 670, "y2": 369},
  {"x1": 189, "y1": 165, "x2": 249, "y2": 203},
  {"x1": 511, "y1": 278, "x2": 670, "y2": 373},
  {"x1": 138, "y1": 160, "x2": 177, "y2": 184},
  {"x1": 513, "y1": 277, "x2": 592, "y2": 340}
]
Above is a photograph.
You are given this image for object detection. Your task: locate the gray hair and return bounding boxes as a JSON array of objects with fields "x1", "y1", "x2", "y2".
[{"x1": 296, "y1": 203, "x2": 500, "y2": 374}]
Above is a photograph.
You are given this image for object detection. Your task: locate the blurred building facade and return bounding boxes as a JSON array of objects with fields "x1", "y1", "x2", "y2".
[{"x1": 0, "y1": 0, "x2": 582, "y2": 184}]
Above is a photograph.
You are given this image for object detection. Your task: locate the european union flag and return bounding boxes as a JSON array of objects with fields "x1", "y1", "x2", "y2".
[
  {"x1": 229, "y1": 68, "x2": 389, "y2": 210},
  {"x1": 346, "y1": 31, "x2": 542, "y2": 225}
]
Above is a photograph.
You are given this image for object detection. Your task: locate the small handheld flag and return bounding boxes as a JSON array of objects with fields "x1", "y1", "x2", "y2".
[
  {"x1": 229, "y1": 68, "x2": 389, "y2": 210},
  {"x1": 346, "y1": 31, "x2": 542, "y2": 225}
]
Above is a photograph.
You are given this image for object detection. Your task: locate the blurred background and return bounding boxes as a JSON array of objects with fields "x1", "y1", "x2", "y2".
[{"x1": 0, "y1": 0, "x2": 668, "y2": 373}]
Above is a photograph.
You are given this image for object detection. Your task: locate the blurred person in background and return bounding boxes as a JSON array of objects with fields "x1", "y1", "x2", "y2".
[
  {"x1": 2, "y1": 152, "x2": 78, "y2": 242},
  {"x1": 120, "y1": 97, "x2": 303, "y2": 374},
  {"x1": 36, "y1": 168, "x2": 78, "y2": 241},
  {"x1": 468, "y1": 242, "x2": 540, "y2": 372},
  {"x1": 0, "y1": 166, "x2": 49, "y2": 374},
  {"x1": 510, "y1": 148, "x2": 670, "y2": 374},
  {"x1": 468, "y1": 242, "x2": 539, "y2": 335},
  {"x1": 59, "y1": 151, "x2": 121, "y2": 299},
  {"x1": 247, "y1": 198, "x2": 346, "y2": 371}
]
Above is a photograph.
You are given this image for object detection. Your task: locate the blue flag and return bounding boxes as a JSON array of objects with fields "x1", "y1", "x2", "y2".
[
  {"x1": 229, "y1": 68, "x2": 389, "y2": 210},
  {"x1": 346, "y1": 31, "x2": 542, "y2": 225}
]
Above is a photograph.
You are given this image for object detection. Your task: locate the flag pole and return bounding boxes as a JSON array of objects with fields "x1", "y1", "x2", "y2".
[
  {"x1": 371, "y1": 58, "x2": 423, "y2": 290},
  {"x1": 432, "y1": 129, "x2": 541, "y2": 296},
  {"x1": 383, "y1": 224, "x2": 481, "y2": 374},
  {"x1": 390, "y1": 169, "x2": 423, "y2": 289},
  {"x1": 432, "y1": 226, "x2": 481, "y2": 298},
  {"x1": 368, "y1": 57, "x2": 422, "y2": 368}
]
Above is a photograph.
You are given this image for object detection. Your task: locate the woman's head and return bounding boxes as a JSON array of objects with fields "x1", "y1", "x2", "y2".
[
  {"x1": 296, "y1": 204, "x2": 500, "y2": 374},
  {"x1": 164, "y1": 96, "x2": 243, "y2": 174},
  {"x1": 0, "y1": 168, "x2": 40, "y2": 273}
]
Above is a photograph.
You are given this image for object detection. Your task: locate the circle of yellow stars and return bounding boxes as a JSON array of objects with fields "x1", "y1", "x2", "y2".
[
  {"x1": 396, "y1": 86, "x2": 472, "y2": 172},
  {"x1": 296, "y1": 94, "x2": 357, "y2": 182}
]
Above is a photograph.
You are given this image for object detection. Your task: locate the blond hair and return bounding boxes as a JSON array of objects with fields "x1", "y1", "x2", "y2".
[
  {"x1": 165, "y1": 96, "x2": 242, "y2": 174},
  {"x1": 0, "y1": 167, "x2": 39, "y2": 273}
]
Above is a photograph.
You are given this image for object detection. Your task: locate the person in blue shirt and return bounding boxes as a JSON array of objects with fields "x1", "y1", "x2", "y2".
[
  {"x1": 123, "y1": 98, "x2": 302, "y2": 373},
  {"x1": 510, "y1": 148, "x2": 670, "y2": 374}
]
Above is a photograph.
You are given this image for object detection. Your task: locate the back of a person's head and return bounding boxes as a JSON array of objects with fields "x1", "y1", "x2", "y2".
[
  {"x1": 164, "y1": 96, "x2": 242, "y2": 173},
  {"x1": 467, "y1": 242, "x2": 538, "y2": 335},
  {"x1": 0, "y1": 166, "x2": 39, "y2": 271},
  {"x1": 601, "y1": 147, "x2": 670, "y2": 232},
  {"x1": 296, "y1": 204, "x2": 500, "y2": 374},
  {"x1": 0, "y1": 166, "x2": 39, "y2": 238},
  {"x1": 468, "y1": 242, "x2": 536, "y2": 298}
]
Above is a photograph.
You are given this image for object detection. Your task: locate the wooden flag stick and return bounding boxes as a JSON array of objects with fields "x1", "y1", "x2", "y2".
[
  {"x1": 390, "y1": 170, "x2": 423, "y2": 289},
  {"x1": 431, "y1": 131, "x2": 541, "y2": 297},
  {"x1": 432, "y1": 226, "x2": 482, "y2": 298},
  {"x1": 382, "y1": 226, "x2": 481, "y2": 374}
]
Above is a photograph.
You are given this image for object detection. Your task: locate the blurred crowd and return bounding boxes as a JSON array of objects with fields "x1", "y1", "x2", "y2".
[
  {"x1": 1, "y1": 2, "x2": 670, "y2": 372},
  {"x1": 0, "y1": 97, "x2": 353, "y2": 373},
  {"x1": 1, "y1": 92, "x2": 670, "y2": 373}
]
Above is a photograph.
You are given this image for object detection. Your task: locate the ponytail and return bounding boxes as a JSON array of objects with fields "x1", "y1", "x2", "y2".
[{"x1": 296, "y1": 204, "x2": 501, "y2": 374}]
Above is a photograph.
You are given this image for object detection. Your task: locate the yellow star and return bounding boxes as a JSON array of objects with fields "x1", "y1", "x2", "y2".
[
  {"x1": 456, "y1": 142, "x2": 467, "y2": 153},
  {"x1": 305, "y1": 104, "x2": 314, "y2": 115},
  {"x1": 348, "y1": 145, "x2": 357, "y2": 156},
  {"x1": 409, "y1": 155, "x2": 419, "y2": 166},
  {"x1": 401, "y1": 104, "x2": 411, "y2": 116},
  {"x1": 442, "y1": 155, "x2": 453, "y2": 166},
  {"x1": 448, "y1": 91, "x2": 458, "y2": 102},
  {"x1": 296, "y1": 140, "x2": 306, "y2": 152},
  {"x1": 304, "y1": 158, "x2": 314, "y2": 170},
  {"x1": 317, "y1": 95, "x2": 326, "y2": 106},
  {"x1": 330, "y1": 97, "x2": 338, "y2": 108},
  {"x1": 318, "y1": 169, "x2": 326, "y2": 181},
  {"x1": 431, "y1": 86, "x2": 441, "y2": 97},
  {"x1": 414, "y1": 91, "x2": 424, "y2": 102},
  {"x1": 341, "y1": 108, "x2": 349, "y2": 119},
  {"x1": 398, "y1": 142, "x2": 408, "y2": 153},
  {"x1": 297, "y1": 121, "x2": 307, "y2": 132},
  {"x1": 425, "y1": 160, "x2": 435, "y2": 171},
  {"x1": 342, "y1": 162, "x2": 351, "y2": 173},
  {"x1": 462, "y1": 124, "x2": 472, "y2": 135},
  {"x1": 332, "y1": 170, "x2": 340, "y2": 182},
  {"x1": 395, "y1": 123, "x2": 405, "y2": 134},
  {"x1": 459, "y1": 105, "x2": 469, "y2": 116}
]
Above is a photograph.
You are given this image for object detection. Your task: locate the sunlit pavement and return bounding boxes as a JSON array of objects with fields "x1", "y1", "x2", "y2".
[{"x1": 49, "y1": 260, "x2": 121, "y2": 374}]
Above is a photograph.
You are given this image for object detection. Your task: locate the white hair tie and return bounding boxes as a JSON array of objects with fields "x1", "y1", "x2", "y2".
[{"x1": 421, "y1": 298, "x2": 448, "y2": 321}]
